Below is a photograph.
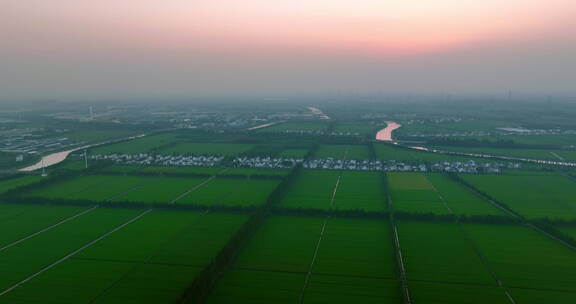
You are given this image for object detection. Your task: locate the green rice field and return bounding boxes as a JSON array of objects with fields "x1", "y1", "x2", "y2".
[
  {"x1": 0, "y1": 209, "x2": 248, "y2": 303},
  {"x1": 206, "y1": 216, "x2": 401, "y2": 304},
  {"x1": 158, "y1": 143, "x2": 253, "y2": 156},
  {"x1": 315, "y1": 145, "x2": 370, "y2": 159},
  {"x1": 460, "y1": 173, "x2": 576, "y2": 219}
]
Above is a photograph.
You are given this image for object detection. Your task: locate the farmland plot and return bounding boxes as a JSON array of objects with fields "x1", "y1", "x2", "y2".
[
  {"x1": 0, "y1": 204, "x2": 90, "y2": 248},
  {"x1": 0, "y1": 208, "x2": 142, "y2": 293},
  {"x1": 315, "y1": 145, "x2": 370, "y2": 159},
  {"x1": 303, "y1": 218, "x2": 400, "y2": 303},
  {"x1": 460, "y1": 174, "x2": 576, "y2": 219},
  {"x1": 280, "y1": 170, "x2": 340, "y2": 209},
  {"x1": 113, "y1": 177, "x2": 208, "y2": 204},
  {"x1": 387, "y1": 173, "x2": 449, "y2": 214},
  {"x1": 0, "y1": 211, "x2": 248, "y2": 303},
  {"x1": 332, "y1": 171, "x2": 386, "y2": 211},
  {"x1": 177, "y1": 178, "x2": 279, "y2": 207},
  {"x1": 0, "y1": 175, "x2": 43, "y2": 195},
  {"x1": 90, "y1": 134, "x2": 177, "y2": 155},
  {"x1": 463, "y1": 223, "x2": 576, "y2": 292},
  {"x1": 425, "y1": 174, "x2": 503, "y2": 216},
  {"x1": 208, "y1": 217, "x2": 400, "y2": 304},
  {"x1": 207, "y1": 217, "x2": 321, "y2": 303},
  {"x1": 258, "y1": 122, "x2": 328, "y2": 133},
  {"x1": 26, "y1": 175, "x2": 154, "y2": 202},
  {"x1": 158, "y1": 143, "x2": 253, "y2": 156}
]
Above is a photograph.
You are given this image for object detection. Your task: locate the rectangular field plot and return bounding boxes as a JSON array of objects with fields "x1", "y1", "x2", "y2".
[
  {"x1": 425, "y1": 174, "x2": 504, "y2": 216},
  {"x1": 463, "y1": 223, "x2": 576, "y2": 292},
  {"x1": 25, "y1": 175, "x2": 154, "y2": 202},
  {"x1": 387, "y1": 173, "x2": 449, "y2": 214},
  {"x1": 99, "y1": 165, "x2": 222, "y2": 176},
  {"x1": 0, "y1": 208, "x2": 142, "y2": 293},
  {"x1": 158, "y1": 142, "x2": 253, "y2": 156},
  {"x1": 279, "y1": 149, "x2": 309, "y2": 158},
  {"x1": 0, "y1": 175, "x2": 43, "y2": 195},
  {"x1": 176, "y1": 178, "x2": 280, "y2": 207},
  {"x1": 207, "y1": 217, "x2": 400, "y2": 304},
  {"x1": 334, "y1": 122, "x2": 378, "y2": 135},
  {"x1": 460, "y1": 174, "x2": 576, "y2": 219},
  {"x1": 218, "y1": 168, "x2": 290, "y2": 177},
  {"x1": 315, "y1": 145, "x2": 370, "y2": 159},
  {"x1": 280, "y1": 170, "x2": 340, "y2": 209},
  {"x1": 508, "y1": 288, "x2": 576, "y2": 304},
  {"x1": 398, "y1": 221, "x2": 496, "y2": 285},
  {"x1": 112, "y1": 177, "x2": 208, "y2": 204},
  {"x1": 0, "y1": 204, "x2": 90, "y2": 248},
  {"x1": 375, "y1": 144, "x2": 473, "y2": 162},
  {"x1": 0, "y1": 211, "x2": 248, "y2": 303},
  {"x1": 332, "y1": 172, "x2": 387, "y2": 211},
  {"x1": 258, "y1": 122, "x2": 328, "y2": 133},
  {"x1": 90, "y1": 134, "x2": 177, "y2": 155},
  {"x1": 409, "y1": 282, "x2": 511, "y2": 304}
]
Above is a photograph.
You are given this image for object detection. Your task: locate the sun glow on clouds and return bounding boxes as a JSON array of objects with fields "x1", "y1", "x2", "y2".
[{"x1": 4, "y1": 0, "x2": 576, "y2": 55}]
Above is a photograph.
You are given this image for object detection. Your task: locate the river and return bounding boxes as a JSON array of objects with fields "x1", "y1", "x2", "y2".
[
  {"x1": 375, "y1": 121, "x2": 402, "y2": 141},
  {"x1": 19, "y1": 133, "x2": 147, "y2": 172}
]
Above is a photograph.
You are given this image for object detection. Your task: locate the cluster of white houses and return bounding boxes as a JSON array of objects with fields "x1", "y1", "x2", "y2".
[
  {"x1": 231, "y1": 156, "x2": 304, "y2": 169},
  {"x1": 89, "y1": 153, "x2": 224, "y2": 167},
  {"x1": 89, "y1": 153, "x2": 520, "y2": 174}
]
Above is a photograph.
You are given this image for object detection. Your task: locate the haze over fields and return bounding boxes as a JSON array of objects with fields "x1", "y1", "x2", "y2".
[{"x1": 2, "y1": 0, "x2": 576, "y2": 100}]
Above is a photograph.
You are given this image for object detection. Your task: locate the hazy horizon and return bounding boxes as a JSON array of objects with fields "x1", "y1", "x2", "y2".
[{"x1": 2, "y1": 0, "x2": 576, "y2": 100}]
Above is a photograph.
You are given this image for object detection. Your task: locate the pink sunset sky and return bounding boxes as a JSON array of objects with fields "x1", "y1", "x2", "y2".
[{"x1": 2, "y1": 0, "x2": 576, "y2": 99}]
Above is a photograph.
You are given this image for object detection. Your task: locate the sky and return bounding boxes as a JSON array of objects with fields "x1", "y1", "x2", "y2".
[{"x1": 1, "y1": 0, "x2": 576, "y2": 100}]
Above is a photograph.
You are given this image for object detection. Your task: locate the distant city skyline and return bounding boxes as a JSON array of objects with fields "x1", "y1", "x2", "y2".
[{"x1": 2, "y1": 0, "x2": 576, "y2": 100}]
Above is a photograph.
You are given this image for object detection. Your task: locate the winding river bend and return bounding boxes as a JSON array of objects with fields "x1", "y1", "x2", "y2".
[
  {"x1": 19, "y1": 133, "x2": 147, "y2": 172},
  {"x1": 374, "y1": 121, "x2": 576, "y2": 167},
  {"x1": 375, "y1": 121, "x2": 402, "y2": 141}
]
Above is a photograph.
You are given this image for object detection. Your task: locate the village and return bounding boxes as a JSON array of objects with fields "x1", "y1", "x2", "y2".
[{"x1": 88, "y1": 153, "x2": 520, "y2": 174}]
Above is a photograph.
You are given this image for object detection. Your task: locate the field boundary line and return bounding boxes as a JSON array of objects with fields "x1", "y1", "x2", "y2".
[
  {"x1": 455, "y1": 221, "x2": 516, "y2": 304},
  {"x1": 386, "y1": 189, "x2": 412, "y2": 304},
  {"x1": 391, "y1": 217, "x2": 411, "y2": 304},
  {"x1": 550, "y1": 152, "x2": 564, "y2": 161},
  {"x1": 0, "y1": 208, "x2": 153, "y2": 297},
  {"x1": 447, "y1": 175, "x2": 521, "y2": 219},
  {"x1": 298, "y1": 216, "x2": 329, "y2": 304},
  {"x1": 169, "y1": 169, "x2": 228, "y2": 204},
  {"x1": 525, "y1": 223, "x2": 576, "y2": 252},
  {"x1": 0, "y1": 205, "x2": 99, "y2": 253}
]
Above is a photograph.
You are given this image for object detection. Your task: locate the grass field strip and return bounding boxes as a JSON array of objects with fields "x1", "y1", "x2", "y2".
[
  {"x1": 451, "y1": 177, "x2": 522, "y2": 219},
  {"x1": 436, "y1": 181, "x2": 517, "y2": 303},
  {"x1": 169, "y1": 168, "x2": 228, "y2": 204},
  {"x1": 298, "y1": 216, "x2": 329, "y2": 304},
  {"x1": 434, "y1": 178, "x2": 516, "y2": 302},
  {"x1": 87, "y1": 210, "x2": 210, "y2": 303},
  {"x1": 106, "y1": 177, "x2": 161, "y2": 201},
  {"x1": 455, "y1": 223, "x2": 517, "y2": 303},
  {"x1": 454, "y1": 177, "x2": 576, "y2": 252},
  {"x1": 0, "y1": 205, "x2": 99, "y2": 253},
  {"x1": 0, "y1": 205, "x2": 36, "y2": 223},
  {"x1": 0, "y1": 208, "x2": 153, "y2": 297}
]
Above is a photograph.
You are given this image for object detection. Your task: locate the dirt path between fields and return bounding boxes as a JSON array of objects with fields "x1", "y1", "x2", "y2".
[
  {"x1": 169, "y1": 168, "x2": 228, "y2": 204},
  {"x1": 298, "y1": 217, "x2": 329, "y2": 304}
]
